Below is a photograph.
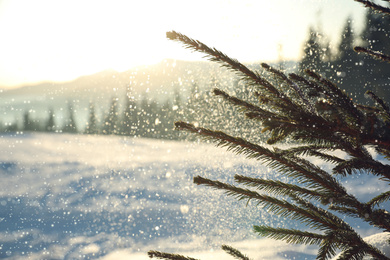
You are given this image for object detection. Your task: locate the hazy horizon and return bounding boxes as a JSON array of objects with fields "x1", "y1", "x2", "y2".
[{"x1": 0, "y1": 0, "x2": 366, "y2": 89}]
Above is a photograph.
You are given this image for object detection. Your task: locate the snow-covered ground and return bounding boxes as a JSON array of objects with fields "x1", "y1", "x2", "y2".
[{"x1": 0, "y1": 133, "x2": 387, "y2": 259}]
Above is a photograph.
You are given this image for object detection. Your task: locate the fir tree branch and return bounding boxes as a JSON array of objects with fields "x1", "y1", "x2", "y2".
[
  {"x1": 253, "y1": 226, "x2": 325, "y2": 245},
  {"x1": 317, "y1": 235, "x2": 338, "y2": 260},
  {"x1": 365, "y1": 90, "x2": 390, "y2": 114},
  {"x1": 336, "y1": 246, "x2": 366, "y2": 260},
  {"x1": 291, "y1": 131, "x2": 352, "y2": 149},
  {"x1": 256, "y1": 226, "x2": 387, "y2": 260},
  {"x1": 234, "y1": 175, "x2": 328, "y2": 200},
  {"x1": 333, "y1": 157, "x2": 390, "y2": 180},
  {"x1": 292, "y1": 195, "x2": 355, "y2": 231},
  {"x1": 328, "y1": 205, "x2": 360, "y2": 218},
  {"x1": 166, "y1": 31, "x2": 297, "y2": 109},
  {"x1": 261, "y1": 63, "x2": 315, "y2": 114},
  {"x1": 304, "y1": 69, "x2": 363, "y2": 126},
  {"x1": 336, "y1": 239, "x2": 390, "y2": 260},
  {"x1": 279, "y1": 145, "x2": 345, "y2": 164},
  {"x1": 353, "y1": 0, "x2": 390, "y2": 15},
  {"x1": 289, "y1": 73, "x2": 336, "y2": 104},
  {"x1": 316, "y1": 230, "x2": 381, "y2": 260},
  {"x1": 194, "y1": 176, "x2": 344, "y2": 231},
  {"x1": 330, "y1": 203, "x2": 390, "y2": 232},
  {"x1": 175, "y1": 121, "x2": 346, "y2": 194},
  {"x1": 221, "y1": 245, "x2": 251, "y2": 260},
  {"x1": 278, "y1": 152, "x2": 347, "y2": 194},
  {"x1": 148, "y1": 251, "x2": 199, "y2": 260},
  {"x1": 261, "y1": 116, "x2": 356, "y2": 146},
  {"x1": 166, "y1": 29, "x2": 390, "y2": 260},
  {"x1": 368, "y1": 191, "x2": 390, "y2": 207},
  {"x1": 291, "y1": 131, "x2": 374, "y2": 160},
  {"x1": 354, "y1": 46, "x2": 390, "y2": 63},
  {"x1": 366, "y1": 209, "x2": 390, "y2": 231},
  {"x1": 356, "y1": 104, "x2": 383, "y2": 114},
  {"x1": 212, "y1": 88, "x2": 282, "y2": 120}
]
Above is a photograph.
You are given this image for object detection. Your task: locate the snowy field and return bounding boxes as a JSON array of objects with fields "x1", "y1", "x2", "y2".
[{"x1": 0, "y1": 133, "x2": 388, "y2": 259}]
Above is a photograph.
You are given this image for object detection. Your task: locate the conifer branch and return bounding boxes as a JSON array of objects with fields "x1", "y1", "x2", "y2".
[
  {"x1": 328, "y1": 205, "x2": 360, "y2": 218},
  {"x1": 148, "y1": 251, "x2": 199, "y2": 260},
  {"x1": 291, "y1": 131, "x2": 353, "y2": 149},
  {"x1": 353, "y1": 0, "x2": 390, "y2": 15},
  {"x1": 330, "y1": 203, "x2": 390, "y2": 232},
  {"x1": 304, "y1": 69, "x2": 363, "y2": 125},
  {"x1": 212, "y1": 88, "x2": 282, "y2": 120},
  {"x1": 354, "y1": 46, "x2": 390, "y2": 63},
  {"x1": 317, "y1": 230, "x2": 389, "y2": 260},
  {"x1": 291, "y1": 195, "x2": 355, "y2": 231},
  {"x1": 175, "y1": 121, "x2": 346, "y2": 194},
  {"x1": 333, "y1": 157, "x2": 390, "y2": 180},
  {"x1": 194, "y1": 176, "x2": 342, "y2": 231},
  {"x1": 234, "y1": 175, "x2": 328, "y2": 200},
  {"x1": 253, "y1": 226, "x2": 325, "y2": 245},
  {"x1": 368, "y1": 210, "x2": 390, "y2": 231},
  {"x1": 367, "y1": 191, "x2": 390, "y2": 207},
  {"x1": 221, "y1": 245, "x2": 251, "y2": 260},
  {"x1": 365, "y1": 90, "x2": 390, "y2": 115},
  {"x1": 336, "y1": 247, "x2": 366, "y2": 260},
  {"x1": 261, "y1": 63, "x2": 315, "y2": 113},
  {"x1": 336, "y1": 241, "x2": 389, "y2": 260},
  {"x1": 289, "y1": 73, "x2": 333, "y2": 101},
  {"x1": 279, "y1": 145, "x2": 345, "y2": 164},
  {"x1": 166, "y1": 31, "x2": 297, "y2": 109},
  {"x1": 317, "y1": 234, "x2": 338, "y2": 260},
  {"x1": 162, "y1": 12, "x2": 390, "y2": 258}
]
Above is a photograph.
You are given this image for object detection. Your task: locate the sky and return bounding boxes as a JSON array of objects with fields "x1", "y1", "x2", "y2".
[{"x1": 0, "y1": 0, "x2": 367, "y2": 88}]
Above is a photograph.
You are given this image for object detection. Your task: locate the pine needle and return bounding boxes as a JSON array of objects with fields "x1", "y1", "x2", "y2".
[
  {"x1": 221, "y1": 245, "x2": 252, "y2": 260},
  {"x1": 354, "y1": 46, "x2": 390, "y2": 63},
  {"x1": 353, "y1": 0, "x2": 390, "y2": 15},
  {"x1": 148, "y1": 251, "x2": 199, "y2": 260}
]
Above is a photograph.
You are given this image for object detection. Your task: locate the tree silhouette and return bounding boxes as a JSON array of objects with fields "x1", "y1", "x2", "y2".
[
  {"x1": 102, "y1": 97, "x2": 119, "y2": 135},
  {"x1": 45, "y1": 108, "x2": 56, "y2": 132},
  {"x1": 299, "y1": 27, "x2": 324, "y2": 74},
  {"x1": 62, "y1": 103, "x2": 77, "y2": 133},
  {"x1": 85, "y1": 102, "x2": 98, "y2": 134}
]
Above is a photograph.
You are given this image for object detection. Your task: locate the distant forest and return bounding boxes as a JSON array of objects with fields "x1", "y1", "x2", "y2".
[{"x1": 2, "y1": 9, "x2": 389, "y2": 140}]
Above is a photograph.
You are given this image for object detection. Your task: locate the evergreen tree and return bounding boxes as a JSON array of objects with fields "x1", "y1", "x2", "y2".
[
  {"x1": 137, "y1": 93, "x2": 150, "y2": 137},
  {"x1": 121, "y1": 85, "x2": 137, "y2": 136},
  {"x1": 338, "y1": 18, "x2": 356, "y2": 62},
  {"x1": 102, "y1": 97, "x2": 119, "y2": 135},
  {"x1": 160, "y1": 99, "x2": 175, "y2": 139},
  {"x1": 22, "y1": 110, "x2": 33, "y2": 132},
  {"x1": 22, "y1": 110, "x2": 41, "y2": 132},
  {"x1": 149, "y1": 1, "x2": 390, "y2": 259},
  {"x1": 185, "y1": 82, "x2": 200, "y2": 125},
  {"x1": 45, "y1": 108, "x2": 56, "y2": 132},
  {"x1": 360, "y1": 6, "x2": 390, "y2": 102},
  {"x1": 62, "y1": 103, "x2": 78, "y2": 133},
  {"x1": 85, "y1": 102, "x2": 98, "y2": 134},
  {"x1": 334, "y1": 17, "x2": 364, "y2": 103},
  {"x1": 299, "y1": 27, "x2": 324, "y2": 74}
]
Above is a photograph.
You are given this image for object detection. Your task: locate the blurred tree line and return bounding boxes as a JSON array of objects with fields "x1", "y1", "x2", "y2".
[
  {"x1": 299, "y1": 8, "x2": 390, "y2": 103},
  {"x1": 0, "y1": 83, "x2": 232, "y2": 140},
  {"x1": 1, "y1": 8, "x2": 388, "y2": 138},
  {"x1": 0, "y1": 79, "x2": 256, "y2": 141}
]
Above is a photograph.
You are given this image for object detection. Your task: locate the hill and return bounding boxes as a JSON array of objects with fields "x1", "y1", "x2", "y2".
[
  {"x1": 0, "y1": 59, "x2": 297, "y2": 126},
  {"x1": 0, "y1": 60, "x2": 232, "y2": 122},
  {"x1": 0, "y1": 60, "x2": 220, "y2": 101}
]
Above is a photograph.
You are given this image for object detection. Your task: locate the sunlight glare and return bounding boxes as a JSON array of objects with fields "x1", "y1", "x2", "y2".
[{"x1": 0, "y1": 0, "x2": 365, "y2": 87}]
